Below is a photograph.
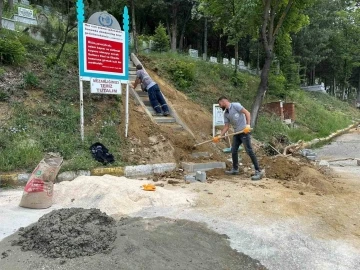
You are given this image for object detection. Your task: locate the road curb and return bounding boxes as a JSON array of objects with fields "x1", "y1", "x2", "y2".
[{"x1": 0, "y1": 163, "x2": 177, "y2": 187}]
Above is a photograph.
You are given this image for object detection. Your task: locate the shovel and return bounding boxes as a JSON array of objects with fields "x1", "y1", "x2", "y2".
[{"x1": 193, "y1": 128, "x2": 252, "y2": 148}]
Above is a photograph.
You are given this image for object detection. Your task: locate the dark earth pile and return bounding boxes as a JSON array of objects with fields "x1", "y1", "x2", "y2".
[{"x1": 11, "y1": 208, "x2": 116, "y2": 258}]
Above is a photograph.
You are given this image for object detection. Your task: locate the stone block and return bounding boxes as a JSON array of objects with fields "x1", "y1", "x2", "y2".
[
  {"x1": 181, "y1": 162, "x2": 226, "y2": 173},
  {"x1": 184, "y1": 175, "x2": 196, "y2": 182},
  {"x1": 195, "y1": 171, "x2": 207, "y2": 182},
  {"x1": 17, "y1": 173, "x2": 31, "y2": 185},
  {"x1": 318, "y1": 160, "x2": 330, "y2": 168}
]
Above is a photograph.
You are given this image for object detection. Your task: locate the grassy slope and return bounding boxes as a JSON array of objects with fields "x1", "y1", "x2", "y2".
[
  {"x1": 142, "y1": 52, "x2": 360, "y2": 143},
  {"x1": 0, "y1": 31, "x2": 125, "y2": 172},
  {"x1": 1, "y1": 32, "x2": 359, "y2": 173}
]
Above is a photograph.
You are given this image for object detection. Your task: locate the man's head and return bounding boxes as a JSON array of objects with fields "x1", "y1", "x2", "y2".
[
  {"x1": 136, "y1": 64, "x2": 143, "y2": 70},
  {"x1": 218, "y1": 96, "x2": 230, "y2": 110}
]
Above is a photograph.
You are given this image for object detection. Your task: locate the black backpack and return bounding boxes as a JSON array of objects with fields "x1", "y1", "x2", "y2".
[{"x1": 90, "y1": 142, "x2": 115, "y2": 165}]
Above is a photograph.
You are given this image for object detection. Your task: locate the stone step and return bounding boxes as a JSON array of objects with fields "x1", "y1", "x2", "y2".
[
  {"x1": 154, "y1": 117, "x2": 176, "y2": 123},
  {"x1": 136, "y1": 91, "x2": 148, "y2": 97}
]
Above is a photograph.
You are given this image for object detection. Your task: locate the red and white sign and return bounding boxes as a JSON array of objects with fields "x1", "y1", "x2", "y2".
[
  {"x1": 91, "y1": 78, "x2": 121, "y2": 95},
  {"x1": 83, "y1": 23, "x2": 125, "y2": 76}
]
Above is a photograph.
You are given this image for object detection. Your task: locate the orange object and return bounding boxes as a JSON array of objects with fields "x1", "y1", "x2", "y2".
[
  {"x1": 212, "y1": 136, "x2": 221, "y2": 143},
  {"x1": 142, "y1": 184, "x2": 156, "y2": 191},
  {"x1": 243, "y1": 125, "x2": 251, "y2": 134}
]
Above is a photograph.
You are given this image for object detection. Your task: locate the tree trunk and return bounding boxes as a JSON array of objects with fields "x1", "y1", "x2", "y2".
[
  {"x1": 357, "y1": 71, "x2": 360, "y2": 104},
  {"x1": 131, "y1": 0, "x2": 138, "y2": 53},
  {"x1": 170, "y1": 3, "x2": 178, "y2": 52},
  {"x1": 56, "y1": 22, "x2": 71, "y2": 61},
  {"x1": 218, "y1": 34, "x2": 222, "y2": 61},
  {"x1": 203, "y1": 17, "x2": 208, "y2": 60},
  {"x1": 9, "y1": 0, "x2": 13, "y2": 9},
  {"x1": 0, "y1": 0, "x2": 3, "y2": 30},
  {"x1": 234, "y1": 41, "x2": 239, "y2": 72},
  {"x1": 250, "y1": 56, "x2": 272, "y2": 127}
]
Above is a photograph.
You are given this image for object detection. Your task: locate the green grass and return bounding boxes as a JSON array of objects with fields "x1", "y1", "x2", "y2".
[
  {"x1": 0, "y1": 32, "x2": 127, "y2": 172},
  {"x1": 142, "y1": 52, "x2": 360, "y2": 144}
]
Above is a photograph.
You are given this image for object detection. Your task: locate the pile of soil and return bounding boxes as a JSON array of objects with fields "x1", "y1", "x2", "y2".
[
  {"x1": 259, "y1": 155, "x2": 302, "y2": 180},
  {"x1": 11, "y1": 208, "x2": 116, "y2": 258},
  {"x1": 295, "y1": 167, "x2": 337, "y2": 194}
]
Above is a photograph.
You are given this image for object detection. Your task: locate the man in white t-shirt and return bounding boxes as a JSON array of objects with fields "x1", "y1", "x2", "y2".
[{"x1": 213, "y1": 96, "x2": 263, "y2": 181}]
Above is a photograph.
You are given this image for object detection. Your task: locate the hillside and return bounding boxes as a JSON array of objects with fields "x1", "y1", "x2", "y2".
[
  {"x1": 140, "y1": 52, "x2": 360, "y2": 143},
  {"x1": 0, "y1": 30, "x2": 359, "y2": 173}
]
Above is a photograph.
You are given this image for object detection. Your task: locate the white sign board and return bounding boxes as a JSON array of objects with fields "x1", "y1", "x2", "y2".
[
  {"x1": 90, "y1": 78, "x2": 121, "y2": 95},
  {"x1": 18, "y1": 7, "x2": 33, "y2": 18},
  {"x1": 213, "y1": 104, "x2": 225, "y2": 136}
]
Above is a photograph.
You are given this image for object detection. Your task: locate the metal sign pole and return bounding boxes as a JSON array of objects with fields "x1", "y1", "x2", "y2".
[
  {"x1": 125, "y1": 83, "x2": 129, "y2": 137},
  {"x1": 79, "y1": 79, "x2": 85, "y2": 141}
]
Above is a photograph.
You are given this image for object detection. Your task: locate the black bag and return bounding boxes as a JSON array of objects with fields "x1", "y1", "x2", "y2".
[{"x1": 90, "y1": 142, "x2": 115, "y2": 165}]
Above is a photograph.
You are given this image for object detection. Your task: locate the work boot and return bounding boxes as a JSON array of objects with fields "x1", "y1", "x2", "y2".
[
  {"x1": 225, "y1": 169, "x2": 239, "y2": 175},
  {"x1": 163, "y1": 111, "x2": 170, "y2": 116},
  {"x1": 251, "y1": 170, "x2": 264, "y2": 181},
  {"x1": 154, "y1": 112, "x2": 163, "y2": 116}
]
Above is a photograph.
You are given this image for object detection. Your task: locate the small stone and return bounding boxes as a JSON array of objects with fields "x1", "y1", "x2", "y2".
[
  {"x1": 60, "y1": 260, "x2": 66, "y2": 265},
  {"x1": 316, "y1": 192, "x2": 322, "y2": 196},
  {"x1": 299, "y1": 191, "x2": 305, "y2": 195},
  {"x1": 120, "y1": 233, "x2": 126, "y2": 237},
  {"x1": 262, "y1": 201, "x2": 266, "y2": 203},
  {"x1": 154, "y1": 183, "x2": 164, "y2": 187},
  {"x1": 208, "y1": 192, "x2": 213, "y2": 195},
  {"x1": 168, "y1": 180, "x2": 180, "y2": 185},
  {"x1": 71, "y1": 198, "x2": 75, "y2": 202}
]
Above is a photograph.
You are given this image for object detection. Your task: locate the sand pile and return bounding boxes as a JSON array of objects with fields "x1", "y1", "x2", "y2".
[
  {"x1": 53, "y1": 175, "x2": 195, "y2": 216},
  {"x1": 11, "y1": 208, "x2": 116, "y2": 258}
]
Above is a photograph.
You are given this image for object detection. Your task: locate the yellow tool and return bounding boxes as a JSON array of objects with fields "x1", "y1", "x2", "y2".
[{"x1": 142, "y1": 184, "x2": 156, "y2": 191}]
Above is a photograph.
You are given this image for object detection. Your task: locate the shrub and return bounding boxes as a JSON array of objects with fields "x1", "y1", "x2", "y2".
[
  {"x1": 164, "y1": 59, "x2": 195, "y2": 89},
  {"x1": 153, "y1": 23, "x2": 170, "y2": 52},
  {"x1": 0, "y1": 38, "x2": 26, "y2": 64},
  {"x1": 24, "y1": 72, "x2": 39, "y2": 88}
]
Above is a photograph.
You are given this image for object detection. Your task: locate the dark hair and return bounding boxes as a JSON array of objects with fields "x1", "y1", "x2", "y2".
[
  {"x1": 217, "y1": 96, "x2": 228, "y2": 102},
  {"x1": 136, "y1": 64, "x2": 143, "y2": 70}
]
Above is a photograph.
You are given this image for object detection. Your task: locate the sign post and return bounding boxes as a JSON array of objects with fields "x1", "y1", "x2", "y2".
[
  {"x1": 213, "y1": 104, "x2": 225, "y2": 137},
  {"x1": 76, "y1": 0, "x2": 129, "y2": 141}
]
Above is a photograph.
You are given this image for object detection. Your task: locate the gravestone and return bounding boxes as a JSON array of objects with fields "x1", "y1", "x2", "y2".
[
  {"x1": 189, "y1": 49, "x2": 199, "y2": 58},
  {"x1": 223, "y1": 58, "x2": 229, "y2": 65},
  {"x1": 21, "y1": 0, "x2": 30, "y2": 5},
  {"x1": 18, "y1": 7, "x2": 33, "y2": 18},
  {"x1": 210, "y1": 56, "x2": 217, "y2": 63},
  {"x1": 231, "y1": 58, "x2": 235, "y2": 66},
  {"x1": 238, "y1": 60, "x2": 246, "y2": 70},
  {"x1": 37, "y1": 14, "x2": 48, "y2": 26},
  {"x1": 44, "y1": 6, "x2": 51, "y2": 14}
]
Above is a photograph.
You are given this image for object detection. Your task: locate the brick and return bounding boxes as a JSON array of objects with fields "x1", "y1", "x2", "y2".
[{"x1": 181, "y1": 162, "x2": 226, "y2": 173}]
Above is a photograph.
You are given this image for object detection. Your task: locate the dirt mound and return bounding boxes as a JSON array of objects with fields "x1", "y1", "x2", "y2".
[
  {"x1": 11, "y1": 208, "x2": 116, "y2": 258},
  {"x1": 259, "y1": 155, "x2": 302, "y2": 180},
  {"x1": 207, "y1": 168, "x2": 226, "y2": 178},
  {"x1": 295, "y1": 167, "x2": 337, "y2": 194}
]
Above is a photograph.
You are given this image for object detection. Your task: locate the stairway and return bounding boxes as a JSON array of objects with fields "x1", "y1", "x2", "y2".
[{"x1": 128, "y1": 59, "x2": 190, "y2": 133}]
